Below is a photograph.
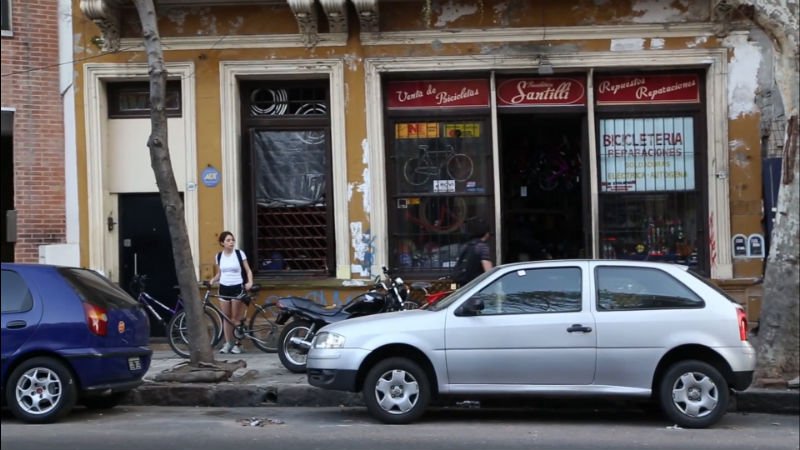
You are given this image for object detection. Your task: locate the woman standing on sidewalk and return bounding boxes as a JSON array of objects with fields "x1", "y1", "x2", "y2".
[{"x1": 209, "y1": 231, "x2": 253, "y2": 354}]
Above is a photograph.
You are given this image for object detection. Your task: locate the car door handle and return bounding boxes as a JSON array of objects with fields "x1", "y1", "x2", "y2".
[
  {"x1": 567, "y1": 324, "x2": 592, "y2": 333},
  {"x1": 6, "y1": 320, "x2": 27, "y2": 329}
]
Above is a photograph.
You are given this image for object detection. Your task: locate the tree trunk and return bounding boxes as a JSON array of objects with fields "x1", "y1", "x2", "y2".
[
  {"x1": 132, "y1": 0, "x2": 213, "y2": 365},
  {"x1": 756, "y1": 115, "x2": 799, "y2": 381}
]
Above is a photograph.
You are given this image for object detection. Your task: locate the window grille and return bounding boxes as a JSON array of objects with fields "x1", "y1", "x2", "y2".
[{"x1": 242, "y1": 81, "x2": 332, "y2": 276}]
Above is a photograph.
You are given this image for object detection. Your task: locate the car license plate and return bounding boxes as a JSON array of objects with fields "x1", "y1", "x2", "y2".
[{"x1": 128, "y1": 357, "x2": 142, "y2": 371}]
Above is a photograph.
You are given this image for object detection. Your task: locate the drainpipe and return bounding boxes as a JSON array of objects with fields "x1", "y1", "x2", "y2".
[{"x1": 58, "y1": 0, "x2": 80, "y2": 264}]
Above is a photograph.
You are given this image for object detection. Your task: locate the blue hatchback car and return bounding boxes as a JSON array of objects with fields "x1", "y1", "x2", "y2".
[{"x1": 1, "y1": 263, "x2": 152, "y2": 423}]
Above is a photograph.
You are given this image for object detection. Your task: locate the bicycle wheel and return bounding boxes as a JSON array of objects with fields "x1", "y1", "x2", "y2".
[
  {"x1": 403, "y1": 157, "x2": 430, "y2": 186},
  {"x1": 419, "y1": 196, "x2": 467, "y2": 233},
  {"x1": 248, "y1": 302, "x2": 280, "y2": 353},
  {"x1": 446, "y1": 153, "x2": 474, "y2": 181},
  {"x1": 167, "y1": 308, "x2": 221, "y2": 358}
]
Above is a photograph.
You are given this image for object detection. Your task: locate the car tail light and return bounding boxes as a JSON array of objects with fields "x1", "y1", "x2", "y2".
[
  {"x1": 737, "y1": 308, "x2": 748, "y2": 341},
  {"x1": 83, "y1": 303, "x2": 108, "y2": 336}
]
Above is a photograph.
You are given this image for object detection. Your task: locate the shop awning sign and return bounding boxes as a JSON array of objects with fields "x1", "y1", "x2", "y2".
[
  {"x1": 599, "y1": 117, "x2": 696, "y2": 192},
  {"x1": 496, "y1": 77, "x2": 586, "y2": 107},
  {"x1": 385, "y1": 80, "x2": 490, "y2": 109},
  {"x1": 595, "y1": 74, "x2": 700, "y2": 105}
]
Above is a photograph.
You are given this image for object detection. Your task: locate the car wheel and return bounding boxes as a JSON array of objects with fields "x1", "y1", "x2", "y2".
[
  {"x1": 82, "y1": 392, "x2": 129, "y2": 410},
  {"x1": 363, "y1": 357, "x2": 430, "y2": 424},
  {"x1": 5, "y1": 357, "x2": 77, "y2": 424},
  {"x1": 658, "y1": 360, "x2": 729, "y2": 428}
]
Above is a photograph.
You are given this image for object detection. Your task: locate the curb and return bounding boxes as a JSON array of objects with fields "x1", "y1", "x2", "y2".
[
  {"x1": 125, "y1": 382, "x2": 363, "y2": 408},
  {"x1": 732, "y1": 388, "x2": 799, "y2": 415},
  {"x1": 123, "y1": 382, "x2": 798, "y2": 414}
]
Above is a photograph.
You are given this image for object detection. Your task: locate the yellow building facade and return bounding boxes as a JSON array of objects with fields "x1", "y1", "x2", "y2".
[{"x1": 73, "y1": 0, "x2": 768, "y2": 321}]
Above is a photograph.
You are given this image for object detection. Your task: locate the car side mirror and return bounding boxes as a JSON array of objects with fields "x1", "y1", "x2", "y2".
[{"x1": 455, "y1": 297, "x2": 484, "y2": 316}]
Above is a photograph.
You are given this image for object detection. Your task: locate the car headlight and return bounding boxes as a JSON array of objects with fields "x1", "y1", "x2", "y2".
[{"x1": 313, "y1": 332, "x2": 346, "y2": 349}]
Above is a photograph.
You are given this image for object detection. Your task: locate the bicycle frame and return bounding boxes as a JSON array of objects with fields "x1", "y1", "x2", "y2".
[
  {"x1": 199, "y1": 287, "x2": 278, "y2": 350},
  {"x1": 137, "y1": 291, "x2": 182, "y2": 327}
]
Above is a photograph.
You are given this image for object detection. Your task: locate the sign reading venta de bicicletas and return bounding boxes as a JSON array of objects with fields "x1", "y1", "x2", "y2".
[
  {"x1": 385, "y1": 80, "x2": 490, "y2": 109},
  {"x1": 496, "y1": 77, "x2": 586, "y2": 107}
]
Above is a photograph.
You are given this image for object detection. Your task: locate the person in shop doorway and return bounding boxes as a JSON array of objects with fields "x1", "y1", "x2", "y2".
[
  {"x1": 209, "y1": 231, "x2": 253, "y2": 354},
  {"x1": 453, "y1": 220, "x2": 494, "y2": 287}
]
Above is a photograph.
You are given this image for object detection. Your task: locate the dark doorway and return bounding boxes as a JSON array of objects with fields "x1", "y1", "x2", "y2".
[
  {"x1": 500, "y1": 115, "x2": 586, "y2": 263},
  {"x1": 119, "y1": 193, "x2": 179, "y2": 337},
  {"x1": 1, "y1": 133, "x2": 14, "y2": 262}
]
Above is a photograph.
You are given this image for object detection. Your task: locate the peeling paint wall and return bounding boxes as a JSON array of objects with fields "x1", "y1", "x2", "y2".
[
  {"x1": 71, "y1": 0, "x2": 766, "y2": 292},
  {"x1": 724, "y1": 34, "x2": 763, "y2": 120}
]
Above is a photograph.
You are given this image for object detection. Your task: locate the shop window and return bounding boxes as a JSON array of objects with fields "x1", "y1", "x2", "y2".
[
  {"x1": 595, "y1": 266, "x2": 704, "y2": 310},
  {"x1": 107, "y1": 81, "x2": 182, "y2": 118},
  {"x1": 241, "y1": 81, "x2": 332, "y2": 276},
  {"x1": 597, "y1": 116, "x2": 704, "y2": 270},
  {"x1": 474, "y1": 267, "x2": 582, "y2": 315},
  {"x1": 387, "y1": 119, "x2": 494, "y2": 275}
]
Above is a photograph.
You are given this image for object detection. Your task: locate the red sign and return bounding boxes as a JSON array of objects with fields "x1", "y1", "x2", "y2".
[
  {"x1": 595, "y1": 74, "x2": 700, "y2": 105},
  {"x1": 386, "y1": 80, "x2": 490, "y2": 109},
  {"x1": 496, "y1": 77, "x2": 586, "y2": 107}
]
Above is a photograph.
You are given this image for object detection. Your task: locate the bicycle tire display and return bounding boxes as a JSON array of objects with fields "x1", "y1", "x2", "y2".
[
  {"x1": 166, "y1": 307, "x2": 222, "y2": 358},
  {"x1": 248, "y1": 302, "x2": 280, "y2": 353}
]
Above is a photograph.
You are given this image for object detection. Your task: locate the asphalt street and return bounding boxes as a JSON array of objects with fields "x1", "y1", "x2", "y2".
[{"x1": 1, "y1": 406, "x2": 798, "y2": 450}]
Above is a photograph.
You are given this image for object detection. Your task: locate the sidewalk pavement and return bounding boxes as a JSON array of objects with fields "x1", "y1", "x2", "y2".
[{"x1": 126, "y1": 347, "x2": 799, "y2": 415}]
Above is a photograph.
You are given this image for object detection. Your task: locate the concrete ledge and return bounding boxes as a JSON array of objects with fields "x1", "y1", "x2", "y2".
[
  {"x1": 123, "y1": 381, "x2": 798, "y2": 416},
  {"x1": 732, "y1": 389, "x2": 799, "y2": 414}
]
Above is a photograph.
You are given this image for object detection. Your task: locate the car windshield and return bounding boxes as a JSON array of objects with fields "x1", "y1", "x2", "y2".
[
  {"x1": 59, "y1": 268, "x2": 140, "y2": 309},
  {"x1": 428, "y1": 267, "x2": 501, "y2": 311}
]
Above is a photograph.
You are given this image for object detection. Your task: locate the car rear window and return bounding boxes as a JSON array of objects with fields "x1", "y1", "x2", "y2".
[
  {"x1": 686, "y1": 270, "x2": 741, "y2": 304},
  {"x1": 1, "y1": 269, "x2": 34, "y2": 313},
  {"x1": 58, "y1": 268, "x2": 139, "y2": 309}
]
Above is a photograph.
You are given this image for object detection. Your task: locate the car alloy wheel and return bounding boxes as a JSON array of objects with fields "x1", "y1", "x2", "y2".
[
  {"x1": 6, "y1": 357, "x2": 77, "y2": 424},
  {"x1": 659, "y1": 360, "x2": 728, "y2": 429},
  {"x1": 363, "y1": 357, "x2": 431, "y2": 424}
]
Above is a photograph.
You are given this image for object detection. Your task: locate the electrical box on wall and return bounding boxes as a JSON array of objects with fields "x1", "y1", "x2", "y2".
[{"x1": 38, "y1": 244, "x2": 80, "y2": 267}]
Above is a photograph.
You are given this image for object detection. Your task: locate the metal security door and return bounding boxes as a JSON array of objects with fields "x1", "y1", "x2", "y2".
[{"x1": 118, "y1": 193, "x2": 178, "y2": 336}]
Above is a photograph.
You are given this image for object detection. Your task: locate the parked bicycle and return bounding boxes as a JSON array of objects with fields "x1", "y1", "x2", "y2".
[
  {"x1": 167, "y1": 282, "x2": 280, "y2": 358},
  {"x1": 129, "y1": 274, "x2": 220, "y2": 358},
  {"x1": 403, "y1": 144, "x2": 474, "y2": 186}
]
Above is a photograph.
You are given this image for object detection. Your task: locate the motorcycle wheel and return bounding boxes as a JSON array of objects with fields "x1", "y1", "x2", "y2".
[{"x1": 278, "y1": 320, "x2": 313, "y2": 373}]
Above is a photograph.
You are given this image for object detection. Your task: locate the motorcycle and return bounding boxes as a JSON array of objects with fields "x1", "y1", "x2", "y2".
[{"x1": 275, "y1": 267, "x2": 417, "y2": 373}]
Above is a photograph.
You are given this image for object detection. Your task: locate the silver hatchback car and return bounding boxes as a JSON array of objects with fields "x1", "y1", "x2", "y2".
[{"x1": 307, "y1": 260, "x2": 755, "y2": 428}]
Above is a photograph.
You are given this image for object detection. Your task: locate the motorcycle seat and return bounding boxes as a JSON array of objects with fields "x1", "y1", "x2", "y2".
[
  {"x1": 281, "y1": 296, "x2": 344, "y2": 316},
  {"x1": 299, "y1": 302, "x2": 344, "y2": 316}
]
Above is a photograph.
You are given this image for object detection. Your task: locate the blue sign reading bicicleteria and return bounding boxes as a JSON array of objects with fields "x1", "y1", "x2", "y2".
[{"x1": 201, "y1": 166, "x2": 221, "y2": 188}]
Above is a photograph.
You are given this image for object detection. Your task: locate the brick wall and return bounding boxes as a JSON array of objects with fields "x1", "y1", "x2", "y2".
[{"x1": 1, "y1": 0, "x2": 66, "y2": 262}]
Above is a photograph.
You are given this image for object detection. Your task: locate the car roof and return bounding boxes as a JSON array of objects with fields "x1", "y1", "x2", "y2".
[{"x1": 494, "y1": 259, "x2": 691, "y2": 272}]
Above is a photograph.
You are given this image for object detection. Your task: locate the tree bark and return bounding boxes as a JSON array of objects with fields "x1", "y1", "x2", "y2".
[
  {"x1": 756, "y1": 115, "x2": 799, "y2": 381},
  {"x1": 715, "y1": 0, "x2": 799, "y2": 381},
  {"x1": 132, "y1": 0, "x2": 213, "y2": 365}
]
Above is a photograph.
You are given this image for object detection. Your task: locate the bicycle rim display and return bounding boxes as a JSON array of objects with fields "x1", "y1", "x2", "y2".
[
  {"x1": 167, "y1": 309, "x2": 222, "y2": 358},
  {"x1": 446, "y1": 153, "x2": 474, "y2": 181},
  {"x1": 402, "y1": 157, "x2": 430, "y2": 186},
  {"x1": 248, "y1": 303, "x2": 280, "y2": 353},
  {"x1": 419, "y1": 197, "x2": 467, "y2": 233}
]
